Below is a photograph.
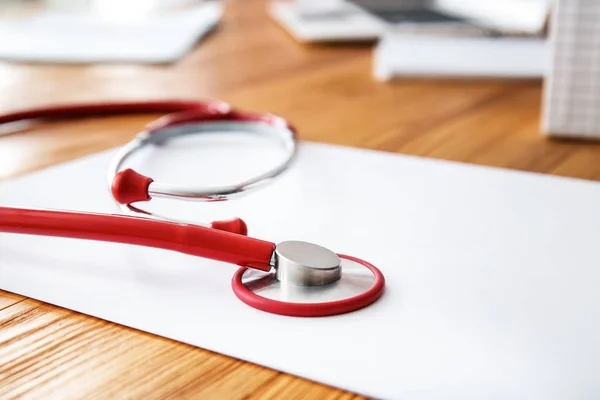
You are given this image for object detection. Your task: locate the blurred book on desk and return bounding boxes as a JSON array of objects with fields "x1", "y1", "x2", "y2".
[
  {"x1": 369, "y1": 0, "x2": 551, "y2": 79},
  {"x1": 270, "y1": 0, "x2": 550, "y2": 79},
  {"x1": 270, "y1": 0, "x2": 550, "y2": 40},
  {"x1": 374, "y1": 34, "x2": 547, "y2": 80}
]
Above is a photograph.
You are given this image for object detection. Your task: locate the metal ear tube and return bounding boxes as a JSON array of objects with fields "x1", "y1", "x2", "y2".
[{"x1": 107, "y1": 106, "x2": 297, "y2": 234}]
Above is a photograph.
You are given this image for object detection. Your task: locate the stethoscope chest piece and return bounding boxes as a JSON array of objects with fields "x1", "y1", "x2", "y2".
[{"x1": 232, "y1": 241, "x2": 385, "y2": 317}]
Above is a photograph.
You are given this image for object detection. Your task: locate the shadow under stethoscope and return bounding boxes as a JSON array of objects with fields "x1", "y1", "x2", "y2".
[{"x1": 0, "y1": 239, "x2": 234, "y2": 293}]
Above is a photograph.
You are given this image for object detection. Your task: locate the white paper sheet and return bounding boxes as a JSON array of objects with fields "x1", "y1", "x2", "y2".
[
  {"x1": 0, "y1": 2, "x2": 221, "y2": 64},
  {"x1": 1, "y1": 142, "x2": 600, "y2": 399}
]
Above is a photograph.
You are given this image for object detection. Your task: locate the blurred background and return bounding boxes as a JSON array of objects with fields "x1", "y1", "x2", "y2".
[{"x1": 0, "y1": 0, "x2": 598, "y2": 180}]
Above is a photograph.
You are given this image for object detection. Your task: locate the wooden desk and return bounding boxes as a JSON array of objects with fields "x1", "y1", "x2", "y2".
[{"x1": 1, "y1": 1, "x2": 600, "y2": 398}]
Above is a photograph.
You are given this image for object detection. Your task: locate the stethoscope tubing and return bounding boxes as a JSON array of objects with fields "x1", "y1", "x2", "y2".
[
  {"x1": 0, "y1": 205, "x2": 274, "y2": 271},
  {"x1": 0, "y1": 100, "x2": 223, "y2": 126}
]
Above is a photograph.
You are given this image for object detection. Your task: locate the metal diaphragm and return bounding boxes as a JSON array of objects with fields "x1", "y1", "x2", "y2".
[{"x1": 240, "y1": 257, "x2": 377, "y2": 303}]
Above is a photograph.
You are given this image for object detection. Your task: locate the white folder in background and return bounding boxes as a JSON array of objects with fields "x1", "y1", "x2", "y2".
[
  {"x1": 0, "y1": 2, "x2": 221, "y2": 64},
  {"x1": 436, "y1": 0, "x2": 551, "y2": 34},
  {"x1": 374, "y1": 33, "x2": 547, "y2": 80}
]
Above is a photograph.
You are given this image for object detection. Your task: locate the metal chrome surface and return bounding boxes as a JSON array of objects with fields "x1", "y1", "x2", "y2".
[
  {"x1": 274, "y1": 241, "x2": 341, "y2": 286},
  {"x1": 241, "y1": 257, "x2": 376, "y2": 304},
  {"x1": 106, "y1": 121, "x2": 296, "y2": 221}
]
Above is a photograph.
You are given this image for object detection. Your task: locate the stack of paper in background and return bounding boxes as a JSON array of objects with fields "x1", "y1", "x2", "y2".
[
  {"x1": 0, "y1": 0, "x2": 222, "y2": 64},
  {"x1": 373, "y1": 0, "x2": 551, "y2": 79},
  {"x1": 542, "y1": 0, "x2": 600, "y2": 140}
]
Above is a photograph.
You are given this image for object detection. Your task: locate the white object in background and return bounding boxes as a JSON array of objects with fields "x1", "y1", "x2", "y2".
[
  {"x1": 436, "y1": 0, "x2": 551, "y2": 34},
  {"x1": 542, "y1": 0, "x2": 600, "y2": 139},
  {"x1": 269, "y1": 0, "x2": 551, "y2": 43},
  {"x1": 267, "y1": 0, "x2": 383, "y2": 42},
  {"x1": 0, "y1": 2, "x2": 221, "y2": 64},
  {"x1": 374, "y1": 33, "x2": 547, "y2": 80},
  {"x1": 44, "y1": 0, "x2": 90, "y2": 12},
  {"x1": 2, "y1": 142, "x2": 600, "y2": 399},
  {"x1": 295, "y1": 0, "x2": 344, "y2": 14}
]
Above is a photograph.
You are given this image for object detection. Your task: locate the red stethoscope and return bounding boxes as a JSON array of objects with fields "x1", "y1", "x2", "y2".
[{"x1": 0, "y1": 100, "x2": 385, "y2": 317}]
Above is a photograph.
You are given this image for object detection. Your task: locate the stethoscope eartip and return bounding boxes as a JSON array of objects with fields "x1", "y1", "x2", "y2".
[{"x1": 111, "y1": 168, "x2": 153, "y2": 204}]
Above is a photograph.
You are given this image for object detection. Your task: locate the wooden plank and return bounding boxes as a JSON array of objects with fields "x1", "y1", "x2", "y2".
[
  {"x1": 0, "y1": 304, "x2": 278, "y2": 399},
  {"x1": 0, "y1": 291, "x2": 26, "y2": 311}
]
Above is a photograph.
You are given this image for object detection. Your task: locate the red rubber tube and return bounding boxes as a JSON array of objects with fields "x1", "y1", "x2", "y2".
[
  {"x1": 0, "y1": 206, "x2": 274, "y2": 271},
  {"x1": 0, "y1": 100, "x2": 295, "y2": 135},
  {"x1": 0, "y1": 100, "x2": 228, "y2": 125}
]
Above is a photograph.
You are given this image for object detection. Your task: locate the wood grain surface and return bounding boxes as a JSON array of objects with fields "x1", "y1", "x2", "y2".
[{"x1": 1, "y1": 0, "x2": 600, "y2": 398}]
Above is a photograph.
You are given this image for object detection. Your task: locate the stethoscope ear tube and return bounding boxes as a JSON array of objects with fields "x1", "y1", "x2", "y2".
[
  {"x1": 0, "y1": 99, "x2": 296, "y2": 234},
  {"x1": 104, "y1": 101, "x2": 297, "y2": 232}
]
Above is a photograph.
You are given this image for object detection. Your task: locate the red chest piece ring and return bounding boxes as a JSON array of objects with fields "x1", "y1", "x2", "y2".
[{"x1": 233, "y1": 241, "x2": 386, "y2": 317}]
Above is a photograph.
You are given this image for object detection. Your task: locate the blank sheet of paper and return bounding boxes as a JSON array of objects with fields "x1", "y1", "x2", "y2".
[{"x1": 1, "y1": 142, "x2": 600, "y2": 399}]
